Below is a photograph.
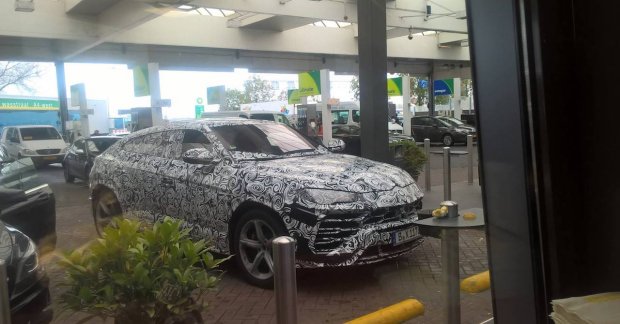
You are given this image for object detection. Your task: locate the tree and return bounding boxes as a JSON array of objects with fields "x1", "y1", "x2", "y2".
[
  {"x1": 0, "y1": 61, "x2": 41, "y2": 93},
  {"x1": 350, "y1": 77, "x2": 360, "y2": 100},
  {"x1": 223, "y1": 89, "x2": 247, "y2": 111},
  {"x1": 243, "y1": 75, "x2": 274, "y2": 103},
  {"x1": 277, "y1": 89, "x2": 288, "y2": 101}
]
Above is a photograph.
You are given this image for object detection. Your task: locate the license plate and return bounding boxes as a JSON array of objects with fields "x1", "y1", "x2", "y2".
[
  {"x1": 43, "y1": 156, "x2": 56, "y2": 161},
  {"x1": 392, "y1": 227, "x2": 419, "y2": 246}
]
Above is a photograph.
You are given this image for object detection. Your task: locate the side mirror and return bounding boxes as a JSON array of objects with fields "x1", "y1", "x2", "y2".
[
  {"x1": 182, "y1": 148, "x2": 221, "y2": 165},
  {"x1": 327, "y1": 138, "x2": 346, "y2": 152}
]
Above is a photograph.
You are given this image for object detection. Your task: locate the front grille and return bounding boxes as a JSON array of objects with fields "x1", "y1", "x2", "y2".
[
  {"x1": 36, "y1": 149, "x2": 60, "y2": 155},
  {"x1": 314, "y1": 202, "x2": 418, "y2": 253}
]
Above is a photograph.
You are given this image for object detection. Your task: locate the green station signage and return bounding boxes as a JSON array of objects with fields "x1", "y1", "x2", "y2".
[
  {"x1": 0, "y1": 98, "x2": 60, "y2": 111},
  {"x1": 298, "y1": 70, "x2": 321, "y2": 97}
]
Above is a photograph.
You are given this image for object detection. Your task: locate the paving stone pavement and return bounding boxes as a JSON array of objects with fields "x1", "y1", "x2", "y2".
[{"x1": 34, "y1": 159, "x2": 492, "y2": 324}]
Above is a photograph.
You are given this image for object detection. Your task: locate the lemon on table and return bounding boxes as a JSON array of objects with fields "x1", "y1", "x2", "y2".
[
  {"x1": 432, "y1": 209, "x2": 443, "y2": 218},
  {"x1": 463, "y1": 212, "x2": 477, "y2": 220}
]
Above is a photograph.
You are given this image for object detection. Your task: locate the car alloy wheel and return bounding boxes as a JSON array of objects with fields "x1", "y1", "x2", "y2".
[
  {"x1": 93, "y1": 190, "x2": 122, "y2": 236},
  {"x1": 443, "y1": 134, "x2": 454, "y2": 146},
  {"x1": 234, "y1": 210, "x2": 287, "y2": 288}
]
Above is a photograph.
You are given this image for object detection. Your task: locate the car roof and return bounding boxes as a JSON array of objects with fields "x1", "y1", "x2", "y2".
[
  {"x1": 129, "y1": 118, "x2": 274, "y2": 137},
  {"x1": 13, "y1": 125, "x2": 58, "y2": 128}
]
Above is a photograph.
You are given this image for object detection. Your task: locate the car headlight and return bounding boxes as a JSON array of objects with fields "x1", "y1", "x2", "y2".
[
  {"x1": 302, "y1": 189, "x2": 357, "y2": 205},
  {"x1": 20, "y1": 148, "x2": 37, "y2": 156},
  {"x1": 8, "y1": 227, "x2": 39, "y2": 282}
]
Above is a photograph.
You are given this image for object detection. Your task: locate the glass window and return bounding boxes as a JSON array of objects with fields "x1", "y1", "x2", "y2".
[
  {"x1": 122, "y1": 131, "x2": 182, "y2": 158},
  {"x1": 275, "y1": 114, "x2": 291, "y2": 126},
  {"x1": 352, "y1": 110, "x2": 360, "y2": 123},
  {"x1": 412, "y1": 118, "x2": 426, "y2": 126},
  {"x1": 332, "y1": 110, "x2": 349, "y2": 124},
  {"x1": 19, "y1": 127, "x2": 61, "y2": 141},
  {"x1": 212, "y1": 124, "x2": 316, "y2": 156},
  {"x1": 181, "y1": 130, "x2": 212, "y2": 156},
  {"x1": 86, "y1": 138, "x2": 119, "y2": 155}
]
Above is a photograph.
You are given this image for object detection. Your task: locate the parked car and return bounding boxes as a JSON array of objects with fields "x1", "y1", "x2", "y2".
[
  {"x1": 62, "y1": 136, "x2": 121, "y2": 183},
  {"x1": 0, "y1": 125, "x2": 68, "y2": 167},
  {"x1": 0, "y1": 147, "x2": 56, "y2": 253},
  {"x1": 411, "y1": 116, "x2": 477, "y2": 146},
  {"x1": 0, "y1": 188, "x2": 52, "y2": 322},
  {"x1": 437, "y1": 116, "x2": 477, "y2": 133},
  {"x1": 90, "y1": 119, "x2": 424, "y2": 287}
]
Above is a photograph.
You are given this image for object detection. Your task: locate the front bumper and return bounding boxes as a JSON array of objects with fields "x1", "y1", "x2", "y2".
[
  {"x1": 291, "y1": 202, "x2": 424, "y2": 268},
  {"x1": 21, "y1": 154, "x2": 64, "y2": 164}
]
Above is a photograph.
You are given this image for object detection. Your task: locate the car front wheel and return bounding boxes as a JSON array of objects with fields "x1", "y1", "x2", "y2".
[
  {"x1": 93, "y1": 189, "x2": 122, "y2": 236},
  {"x1": 442, "y1": 134, "x2": 454, "y2": 146},
  {"x1": 234, "y1": 209, "x2": 288, "y2": 288}
]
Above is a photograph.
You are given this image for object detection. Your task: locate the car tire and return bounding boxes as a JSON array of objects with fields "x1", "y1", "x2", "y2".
[
  {"x1": 63, "y1": 164, "x2": 75, "y2": 183},
  {"x1": 442, "y1": 134, "x2": 454, "y2": 146},
  {"x1": 233, "y1": 209, "x2": 288, "y2": 289},
  {"x1": 92, "y1": 189, "x2": 122, "y2": 236}
]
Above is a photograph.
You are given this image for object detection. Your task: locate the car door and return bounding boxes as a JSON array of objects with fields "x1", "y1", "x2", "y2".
[
  {"x1": 176, "y1": 129, "x2": 229, "y2": 242},
  {"x1": 429, "y1": 118, "x2": 449, "y2": 142},
  {"x1": 70, "y1": 140, "x2": 88, "y2": 178},
  {"x1": 411, "y1": 117, "x2": 430, "y2": 141}
]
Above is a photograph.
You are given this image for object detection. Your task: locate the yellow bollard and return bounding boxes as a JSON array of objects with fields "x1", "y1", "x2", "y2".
[
  {"x1": 345, "y1": 299, "x2": 424, "y2": 324},
  {"x1": 460, "y1": 270, "x2": 491, "y2": 293}
]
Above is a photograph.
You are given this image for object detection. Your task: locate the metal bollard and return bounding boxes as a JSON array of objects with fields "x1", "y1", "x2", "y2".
[
  {"x1": 273, "y1": 236, "x2": 297, "y2": 324},
  {"x1": 443, "y1": 147, "x2": 451, "y2": 200},
  {"x1": 467, "y1": 135, "x2": 474, "y2": 184},
  {"x1": 442, "y1": 228, "x2": 460, "y2": 324},
  {"x1": 0, "y1": 259, "x2": 11, "y2": 324},
  {"x1": 424, "y1": 139, "x2": 431, "y2": 191}
]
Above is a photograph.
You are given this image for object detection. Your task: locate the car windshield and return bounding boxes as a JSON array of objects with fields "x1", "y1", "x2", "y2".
[
  {"x1": 19, "y1": 127, "x2": 61, "y2": 141},
  {"x1": 87, "y1": 138, "x2": 119, "y2": 155},
  {"x1": 436, "y1": 118, "x2": 453, "y2": 127},
  {"x1": 440, "y1": 117, "x2": 465, "y2": 126},
  {"x1": 212, "y1": 123, "x2": 317, "y2": 157}
]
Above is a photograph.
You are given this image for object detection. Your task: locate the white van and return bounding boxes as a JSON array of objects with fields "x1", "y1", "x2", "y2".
[
  {"x1": 331, "y1": 102, "x2": 404, "y2": 133},
  {"x1": 201, "y1": 110, "x2": 292, "y2": 126},
  {"x1": 0, "y1": 125, "x2": 68, "y2": 166}
]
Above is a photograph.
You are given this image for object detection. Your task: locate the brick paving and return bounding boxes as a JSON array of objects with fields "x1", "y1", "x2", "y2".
[{"x1": 35, "y1": 149, "x2": 492, "y2": 324}]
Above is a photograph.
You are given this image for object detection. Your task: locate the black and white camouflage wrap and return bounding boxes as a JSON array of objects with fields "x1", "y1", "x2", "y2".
[{"x1": 90, "y1": 119, "x2": 424, "y2": 267}]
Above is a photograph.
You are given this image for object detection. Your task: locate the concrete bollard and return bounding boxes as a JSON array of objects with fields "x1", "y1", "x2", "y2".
[
  {"x1": 461, "y1": 270, "x2": 491, "y2": 293},
  {"x1": 344, "y1": 299, "x2": 424, "y2": 324},
  {"x1": 467, "y1": 135, "x2": 474, "y2": 184}
]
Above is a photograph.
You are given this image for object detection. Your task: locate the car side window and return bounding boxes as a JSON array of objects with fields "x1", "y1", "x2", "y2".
[
  {"x1": 332, "y1": 111, "x2": 349, "y2": 124},
  {"x1": 250, "y1": 114, "x2": 274, "y2": 121},
  {"x1": 181, "y1": 130, "x2": 212, "y2": 157},
  {"x1": 122, "y1": 131, "x2": 182, "y2": 159},
  {"x1": 412, "y1": 118, "x2": 424, "y2": 126}
]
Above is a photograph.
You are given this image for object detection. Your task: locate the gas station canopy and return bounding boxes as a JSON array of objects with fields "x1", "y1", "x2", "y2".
[{"x1": 1, "y1": 0, "x2": 470, "y2": 74}]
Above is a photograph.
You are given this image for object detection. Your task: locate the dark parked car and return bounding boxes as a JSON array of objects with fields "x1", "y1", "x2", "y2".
[
  {"x1": 0, "y1": 146, "x2": 56, "y2": 253},
  {"x1": 62, "y1": 136, "x2": 121, "y2": 183},
  {"x1": 90, "y1": 119, "x2": 424, "y2": 287},
  {"x1": 411, "y1": 116, "x2": 477, "y2": 146}
]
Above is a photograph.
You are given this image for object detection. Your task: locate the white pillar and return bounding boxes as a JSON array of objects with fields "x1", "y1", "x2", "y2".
[
  {"x1": 453, "y1": 78, "x2": 462, "y2": 120},
  {"x1": 320, "y1": 69, "x2": 332, "y2": 143},
  {"x1": 71, "y1": 83, "x2": 90, "y2": 136},
  {"x1": 402, "y1": 75, "x2": 412, "y2": 136},
  {"x1": 148, "y1": 63, "x2": 163, "y2": 126}
]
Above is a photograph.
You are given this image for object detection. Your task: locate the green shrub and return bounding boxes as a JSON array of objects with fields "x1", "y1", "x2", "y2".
[
  {"x1": 57, "y1": 217, "x2": 227, "y2": 323},
  {"x1": 391, "y1": 140, "x2": 428, "y2": 179}
]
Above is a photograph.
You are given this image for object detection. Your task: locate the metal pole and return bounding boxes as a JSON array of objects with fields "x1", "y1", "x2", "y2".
[
  {"x1": 441, "y1": 228, "x2": 460, "y2": 324},
  {"x1": 273, "y1": 236, "x2": 297, "y2": 324},
  {"x1": 0, "y1": 259, "x2": 11, "y2": 324},
  {"x1": 467, "y1": 135, "x2": 474, "y2": 184},
  {"x1": 424, "y1": 138, "x2": 431, "y2": 191},
  {"x1": 443, "y1": 146, "x2": 451, "y2": 200}
]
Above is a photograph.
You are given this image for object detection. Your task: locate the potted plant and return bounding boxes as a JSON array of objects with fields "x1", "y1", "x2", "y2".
[
  {"x1": 57, "y1": 217, "x2": 227, "y2": 324},
  {"x1": 390, "y1": 140, "x2": 428, "y2": 181}
]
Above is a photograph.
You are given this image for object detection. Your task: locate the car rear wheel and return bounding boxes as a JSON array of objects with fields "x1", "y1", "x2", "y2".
[
  {"x1": 442, "y1": 134, "x2": 454, "y2": 146},
  {"x1": 63, "y1": 164, "x2": 75, "y2": 183},
  {"x1": 93, "y1": 189, "x2": 122, "y2": 236},
  {"x1": 234, "y1": 209, "x2": 288, "y2": 288}
]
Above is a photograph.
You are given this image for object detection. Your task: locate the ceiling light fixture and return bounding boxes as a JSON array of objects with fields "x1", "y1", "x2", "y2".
[{"x1": 177, "y1": 4, "x2": 196, "y2": 10}]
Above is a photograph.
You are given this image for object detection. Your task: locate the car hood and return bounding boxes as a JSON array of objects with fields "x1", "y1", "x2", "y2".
[
  {"x1": 20, "y1": 139, "x2": 67, "y2": 151},
  {"x1": 247, "y1": 153, "x2": 416, "y2": 193}
]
